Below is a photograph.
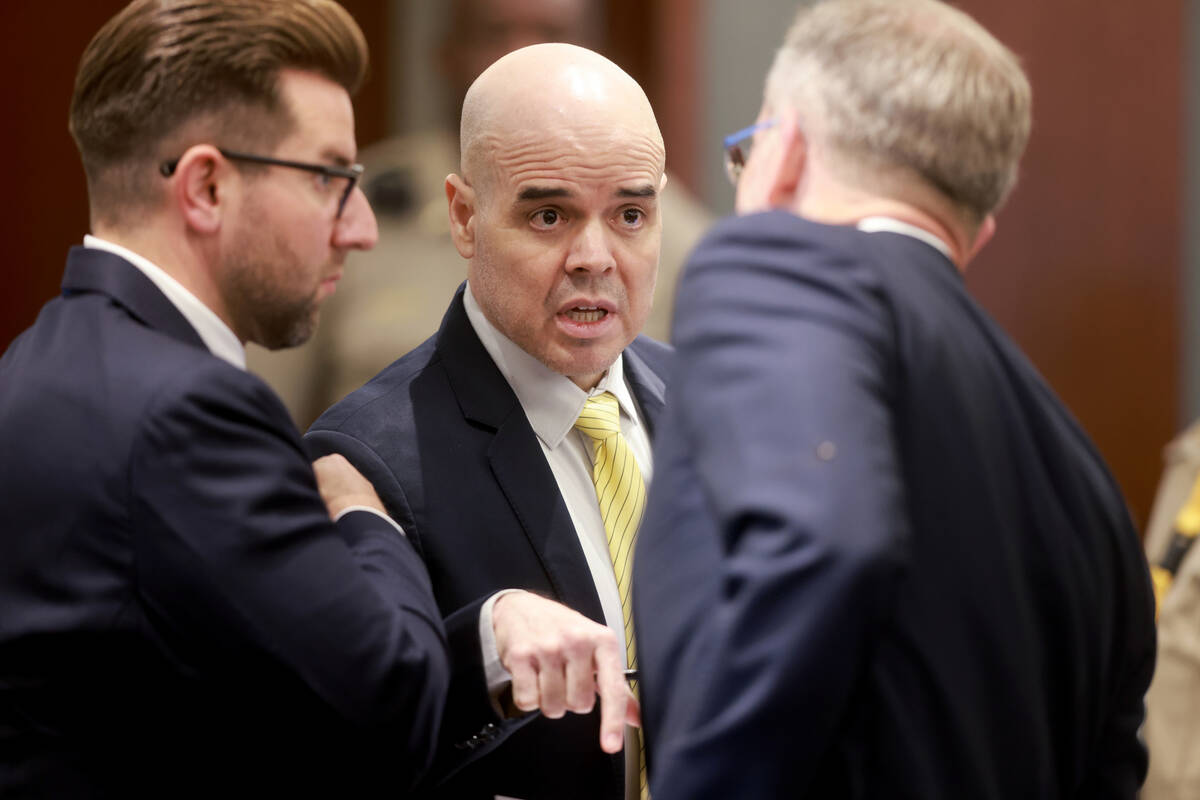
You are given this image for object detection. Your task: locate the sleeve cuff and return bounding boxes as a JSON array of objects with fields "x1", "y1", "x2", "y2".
[
  {"x1": 333, "y1": 505, "x2": 406, "y2": 537},
  {"x1": 479, "y1": 588, "x2": 527, "y2": 716}
]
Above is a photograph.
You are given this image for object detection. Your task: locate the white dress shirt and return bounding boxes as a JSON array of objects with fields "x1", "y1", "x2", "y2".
[
  {"x1": 856, "y1": 216, "x2": 954, "y2": 259},
  {"x1": 84, "y1": 235, "x2": 246, "y2": 369}
]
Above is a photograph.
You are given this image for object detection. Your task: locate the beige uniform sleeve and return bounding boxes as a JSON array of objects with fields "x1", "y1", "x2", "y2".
[{"x1": 1142, "y1": 421, "x2": 1200, "y2": 800}]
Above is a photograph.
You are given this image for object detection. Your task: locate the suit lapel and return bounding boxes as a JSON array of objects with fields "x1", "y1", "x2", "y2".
[
  {"x1": 61, "y1": 246, "x2": 208, "y2": 352},
  {"x1": 435, "y1": 286, "x2": 608, "y2": 624},
  {"x1": 624, "y1": 340, "x2": 668, "y2": 440},
  {"x1": 487, "y1": 421, "x2": 607, "y2": 622}
]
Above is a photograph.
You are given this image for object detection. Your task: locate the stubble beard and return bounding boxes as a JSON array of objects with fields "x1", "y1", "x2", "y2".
[
  {"x1": 225, "y1": 233, "x2": 324, "y2": 351},
  {"x1": 241, "y1": 277, "x2": 321, "y2": 350}
]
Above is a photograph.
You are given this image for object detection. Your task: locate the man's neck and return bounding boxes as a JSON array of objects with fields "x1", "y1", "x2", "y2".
[
  {"x1": 84, "y1": 233, "x2": 246, "y2": 368},
  {"x1": 796, "y1": 194, "x2": 971, "y2": 270},
  {"x1": 92, "y1": 224, "x2": 240, "y2": 338},
  {"x1": 790, "y1": 158, "x2": 979, "y2": 271}
]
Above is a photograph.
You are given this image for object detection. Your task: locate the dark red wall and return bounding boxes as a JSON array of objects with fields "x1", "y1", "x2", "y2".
[
  {"x1": 0, "y1": 0, "x2": 390, "y2": 351},
  {"x1": 954, "y1": 1, "x2": 1183, "y2": 527}
]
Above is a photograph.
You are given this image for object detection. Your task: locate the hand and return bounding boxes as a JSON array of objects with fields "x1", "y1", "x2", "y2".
[
  {"x1": 492, "y1": 591, "x2": 639, "y2": 753},
  {"x1": 311, "y1": 453, "x2": 386, "y2": 519}
]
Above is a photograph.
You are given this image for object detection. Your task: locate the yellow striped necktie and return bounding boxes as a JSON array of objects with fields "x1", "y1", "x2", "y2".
[{"x1": 574, "y1": 391, "x2": 649, "y2": 798}]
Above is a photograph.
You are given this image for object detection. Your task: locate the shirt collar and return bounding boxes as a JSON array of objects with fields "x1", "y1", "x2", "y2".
[
  {"x1": 84, "y1": 235, "x2": 246, "y2": 369},
  {"x1": 856, "y1": 216, "x2": 954, "y2": 260},
  {"x1": 462, "y1": 283, "x2": 641, "y2": 448}
]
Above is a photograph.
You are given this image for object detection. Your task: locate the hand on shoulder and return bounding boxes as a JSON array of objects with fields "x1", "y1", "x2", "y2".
[{"x1": 311, "y1": 453, "x2": 386, "y2": 519}]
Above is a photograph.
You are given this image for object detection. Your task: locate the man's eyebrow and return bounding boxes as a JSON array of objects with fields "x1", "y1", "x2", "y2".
[
  {"x1": 517, "y1": 186, "x2": 572, "y2": 201},
  {"x1": 617, "y1": 184, "x2": 658, "y2": 199},
  {"x1": 318, "y1": 150, "x2": 355, "y2": 169}
]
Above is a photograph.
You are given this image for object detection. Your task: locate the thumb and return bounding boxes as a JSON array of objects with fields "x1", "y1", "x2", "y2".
[{"x1": 625, "y1": 686, "x2": 642, "y2": 728}]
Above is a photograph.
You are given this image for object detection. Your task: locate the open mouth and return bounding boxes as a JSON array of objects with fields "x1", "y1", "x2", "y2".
[{"x1": 564, "y1": 306, "x2": 608, "y2": 323}]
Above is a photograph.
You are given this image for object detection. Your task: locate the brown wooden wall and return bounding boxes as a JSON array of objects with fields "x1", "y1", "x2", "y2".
[
  {"x1": 1, "y1": 4, "x2": 121, "y2": 353},
  {"x1": 953, "y1": 1, "x2": 1183, "y2": 527},
  {"x1": 606, "y1": 0, "x2": 702, "y2": 195}
]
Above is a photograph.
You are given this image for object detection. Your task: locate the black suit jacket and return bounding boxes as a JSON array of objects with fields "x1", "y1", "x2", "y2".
[
  {"x1": 306, "y1": 286, "x2": 671, "y2": 799},
  {"x1": 633, "y1": 212, "x2": 1157, "y2": 800},
  {"x1": 0, "y1": 247, "x2": 450, "y2": 797}
]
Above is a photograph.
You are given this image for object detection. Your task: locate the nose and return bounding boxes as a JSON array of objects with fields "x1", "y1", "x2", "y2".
[
  {"x1": 332, "y1": 185, "x2": 379, "y2": 251},
  {"x1": 565, "y1": 217, "x2": 616, "y2": 274}
]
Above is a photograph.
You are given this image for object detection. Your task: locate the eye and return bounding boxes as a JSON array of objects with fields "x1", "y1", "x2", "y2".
[
  {"x1": 618, "y1": 207, "x2": 646, "y2": 229},
  {"x1": 530, "y1": 207, "x2": 565, "y2": 230},
  {"x1": 314, "y1": 172, "x2": 336, "y2": 191}
]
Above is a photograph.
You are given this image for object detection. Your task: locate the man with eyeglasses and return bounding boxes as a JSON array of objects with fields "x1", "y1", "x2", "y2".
[
  {"x1": 0, "y1": 1, "x2": 457, "y2": 795},
  {"x1": 633, "y1": 1, "x2": 1155, "y2": 799}
]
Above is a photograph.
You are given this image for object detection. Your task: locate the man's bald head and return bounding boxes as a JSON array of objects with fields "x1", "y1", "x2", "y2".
[
  {"x1": 444, "y1": 42, "x2": 665, "y2": 390},
  {"x1": 439, "y1": 0, "x2": 601, "y2": 112},
  {"x1": 459, "y1": 43, "x2": 664, "y2": 197}
]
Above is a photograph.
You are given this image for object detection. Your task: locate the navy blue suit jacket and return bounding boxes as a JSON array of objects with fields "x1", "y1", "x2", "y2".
[
  {"x1": 0, "y1": 247, "x2": 450, "y2": 797},
  {"x1": 633, "y1": 212, "x2": 1156, "y2": 800},
  {"x1": 306, "y1": 286, "x2": 671, "y2": 799}
]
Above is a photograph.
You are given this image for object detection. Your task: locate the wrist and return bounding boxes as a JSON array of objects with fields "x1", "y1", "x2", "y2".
[{"x1": 327, "y1": 494, "x2": 386, "y2": 518}]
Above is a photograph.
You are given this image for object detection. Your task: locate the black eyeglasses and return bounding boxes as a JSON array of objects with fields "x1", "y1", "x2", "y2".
[
  {"x1": 722, "y1": 119, "x2": 778, "y2": 185},
  {"x1": 159, "y1": 148, "x2": 365, "y2": 218}
]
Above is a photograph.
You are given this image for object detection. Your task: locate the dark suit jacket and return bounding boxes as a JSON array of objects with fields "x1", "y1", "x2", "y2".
[
  {"x1": 0, "y1": 247, "x2": 451, "y2": 798},
  {"x1": 633, "y1": 212, "x2": 1157, "y2": 800},
  {"x1": 306, "y1": 286, "x2": 670, "y2": 799}
]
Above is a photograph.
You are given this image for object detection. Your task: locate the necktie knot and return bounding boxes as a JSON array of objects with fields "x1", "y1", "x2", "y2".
[{"x1": 575, "y1": 392, "x2": 622, "y2": 442}]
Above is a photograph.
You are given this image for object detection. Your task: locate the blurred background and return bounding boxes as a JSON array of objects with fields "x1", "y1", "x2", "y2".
[{"x1": 0, "y1": 0, "x2": 1186, "y2": 532}]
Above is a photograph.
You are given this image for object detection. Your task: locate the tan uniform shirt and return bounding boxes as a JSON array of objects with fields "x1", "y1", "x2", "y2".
[{"x1": 1143, "y1": 420, "x2": 1200, "y2": 800}]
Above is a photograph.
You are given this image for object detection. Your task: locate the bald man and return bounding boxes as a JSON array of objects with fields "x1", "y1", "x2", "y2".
[
  {"x1": 306, "y1": 44, "x2": 668, "y2": 799},
  {"x1": 245, "y1": 0, "x2": 710, "y2": 430}
]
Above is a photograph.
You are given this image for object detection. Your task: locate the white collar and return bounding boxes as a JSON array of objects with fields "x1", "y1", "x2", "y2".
[
  {"x1": 856, "y1": 216, "x2": 954, "y2": 260},
  {"x1": 84, "y1": 235, "x2": 245, "y2": 369},
  {"x1": 462, "y1": 283, "x2": 641, "y2": 448}
]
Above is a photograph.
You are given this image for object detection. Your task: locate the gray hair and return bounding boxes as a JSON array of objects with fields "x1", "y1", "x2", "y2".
[{"x1": 766, "y1": 0, "x2": 1032, "y2": 221}]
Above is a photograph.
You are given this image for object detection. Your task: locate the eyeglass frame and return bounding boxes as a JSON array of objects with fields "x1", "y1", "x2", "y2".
[
  {"x1": 722, "y1": 119, "x2": 778, "y2": 185},
  {"x1": 159, "y1": 147, "x2": 365, "y2": 219}
]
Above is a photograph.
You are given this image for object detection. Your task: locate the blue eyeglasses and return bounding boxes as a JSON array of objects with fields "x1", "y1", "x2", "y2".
[{"x1": 722, "y1": 119, "x2": 778, "y2": 184}]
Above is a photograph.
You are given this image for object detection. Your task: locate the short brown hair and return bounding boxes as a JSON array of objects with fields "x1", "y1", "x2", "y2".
[
  {"x1": 766, "y1": 0, "x2": 1032, "y2": 223},
  {"x1": 70, "y1": 0, "x2": 368, "y2": 225}
]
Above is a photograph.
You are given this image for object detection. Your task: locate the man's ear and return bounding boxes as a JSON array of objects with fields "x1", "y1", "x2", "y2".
[
  {"x1": 765, "y1": 113, "x2": 807, "y2": 209},
  {"x1": 445, "y1": 173, "x2": 477, "y2": 259},
  {"x1": 169, "y1": 145, "x2": 228, "y2": 235},
  {"x1": 966, "y1": 214, "x2": 997, "y2": 265}
]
